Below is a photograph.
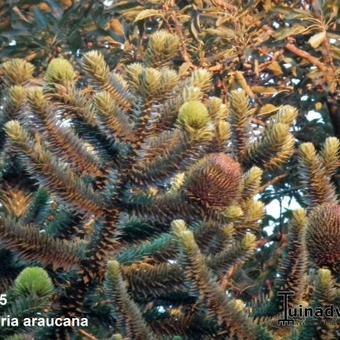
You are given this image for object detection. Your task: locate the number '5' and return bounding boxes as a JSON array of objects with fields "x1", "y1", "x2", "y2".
[{"x1": 0, "y1": 294, "x2": 7, "y2": 305}]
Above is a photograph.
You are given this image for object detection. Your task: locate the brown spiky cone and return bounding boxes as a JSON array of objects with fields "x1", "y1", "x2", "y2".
[
  {"x1": 306, "y1": 203, "x2": 340, "y2": 273},
  {"x1": 185, "y1": 153, "x2": 242, "y2": 210}
]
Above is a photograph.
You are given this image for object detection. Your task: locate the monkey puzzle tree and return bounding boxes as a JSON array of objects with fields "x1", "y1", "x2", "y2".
[
  {"x1": 1, "y1": 0, "x2": 339, "y2": 235},
  {"x1": 0, "y1": 2, "x2": 339, "y2": 340}
]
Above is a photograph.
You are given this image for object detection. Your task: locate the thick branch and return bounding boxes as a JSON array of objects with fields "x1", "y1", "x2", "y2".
[{"x1": 285, "y1": 43, "x2": 328, "y2": 72}]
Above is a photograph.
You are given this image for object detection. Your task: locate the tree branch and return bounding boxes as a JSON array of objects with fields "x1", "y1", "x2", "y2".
[{"x1": 285, "y1": 43, "x2": 328, "y2": 72}]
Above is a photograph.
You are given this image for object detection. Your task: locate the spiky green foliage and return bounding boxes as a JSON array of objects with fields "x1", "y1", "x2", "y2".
[
  {"x1": 0, "y1": 185, "x2": 32, "y2": 219},
  {"x1": 242, "y1": 166, "x2": 263, "y2": 199},
  {"x1": 172, "y1": 219, "x2": 272, "y2": 339},
  {"x1": 243, "y1": 120, "x2": 296, "y2": 171},
  {"x1": 294, "y1": 268, "x2": 340, "y2": 339},
  {"x1": 229, "y1": 89, "x2": 255, "y2": 158},
  {"x1": 274, "y1": 209, "x2": 308, "y2": 301},
  {"x1": 105, "y1": 261, "x2": 157, "y2": 339},
  {"x1": 22, "y1": 189, "x2": 50, "y2": 225},
  {"x1": 177, "y1": 100, "x2": 211, "y2": 131},
  {"x1": 144, "y1": 30, "x2": 180, "y2": 67},
  {"x1": 1, "y1": 59, "x2": 34, "y2": 85},
  {"x1": 0, "y1": 218, "x2": 79, "y2": 271},
  {"x1": 5, "y1": 120, "x2": 103, "y2": 215},
  {"x1": 45, "y1": 58, "x2": 77, "y2": 85},
  {"x1": 82, "y1": 51, "x2": 132, "y2": 109},
  {"x1": 14, "y1": 267, "x2": 54, "y2": 298},
  {"x1": 0, "y1": 269, "x2": 54, "y2": 338},
  {"x1": 298, "y1": 138, "x2": 339, "y2": 206},
  {"x1": 0, "y1": 27, "x2": 337, "y2": 340},
  {"x1": 254, "y1": 209, "x2": 308, "y2": 319}
]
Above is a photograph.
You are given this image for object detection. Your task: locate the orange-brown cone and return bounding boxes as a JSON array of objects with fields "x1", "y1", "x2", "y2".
[
  {"x1": 185, "y1": 153, "x2": 242, "y2": 210},
  {"x1": 306, "y1": 203, "x2": 340, "y2": 272}
]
